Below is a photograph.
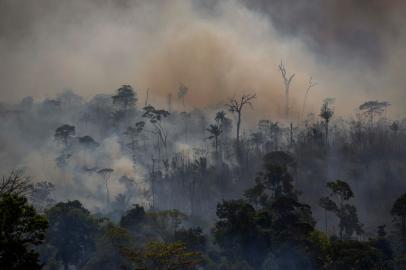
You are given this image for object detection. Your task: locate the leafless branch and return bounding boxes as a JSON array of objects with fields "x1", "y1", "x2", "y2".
[{"x1": 0, "y1": 169, "x2": 33, "y2": 197}]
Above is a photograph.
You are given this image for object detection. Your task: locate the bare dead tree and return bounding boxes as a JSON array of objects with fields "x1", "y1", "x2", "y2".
[
  {"x1": 0, "y1": 169, "x2": 33, "y2": 197},
  {"x1": 98, "y1": 168, "x2": 114, "y2": 206},
  {"x1": 301, "y1": 77, "x2": 318, "y2": 120},
  {"x1": 225, "y1": 93, "x2": 256, "y2": 144},
  {"x1": 278, "y1": 61, "x2": 295, "y2": 119}
]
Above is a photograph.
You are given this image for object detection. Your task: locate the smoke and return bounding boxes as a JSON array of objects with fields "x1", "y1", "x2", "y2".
[{"x1": 0, "y1": 0, "x2": 405, "y2": 119}]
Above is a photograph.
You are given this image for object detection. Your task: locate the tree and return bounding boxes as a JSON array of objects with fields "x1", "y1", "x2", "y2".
[
  {"x1": 278, "y1": 61, "x2": 295, "y2": 119},
  {"x1": 143, "y1": 105, "x2": 170, "y2": 160},
  {"x1": 174, "y1": 228, "x2": 207, "y2": 252},
  {"x1": 120, "y1": 204, "x2": 146, "y2": 233},
  {"x1": 214, "y1": 199, "x2": 268, "y2": 268},
  {"x1": 78, "y1": 136, "x2": 99, "y2": 150},
  {"x1": 146, "y1": 210, "x2": 187, "y2": 242},
  {"x1": 319, "y1": 180, "x2": 363, "y2": 239},
  {"x1": 0, "y1": 194, "x2": 48, "y2": 270},
  {"x1": 54, "y1": 124, "x2": 75, "y2": 146},
  {"x1": 46, "y1": 201, "x2": 100, "y2": 270},
  {"x1": 206, "y1": 124, "x2": 222, "y2": 155},
  {"x1": 30, "y1": 181, "x2": 55, "y2": 213},
  {"x1": 301, "y1": 77, "x2": 317, "y2": 120},
  {"x1": 319, "y1": 98, "x2": 334, "y2": 145},
  {"x1": 245, "y1": 151, "x2": 297, "y2": 202},
  {"x1": 225, "y1": 93, "x2": 256, "y2": 144},
  {"x1": 0, "y1": 169, "x2": 32, "y2": 197},
  {"x1": 112, "y1": 85, "x2": 137, "y2": 112},
  {"x1": 359, "y1": 100, "x2": 390, "y2": 125},
  {"x1": 122, "y1": 241, "x2": 203, "y2": 270},
  {"x1": 124, "y1": 121, "x2": 145, "y2": 166},
  {"x1": 177, "y1": 83, "x2": 188, "y2": 108},
  {"x1": 112, "y1": 85, "x2": 137, "y2": 125},
  {"x1": 215, "y1": 110, "x2": 227, "y2": 124},
  {"x1": 97, "y1": 168, "x2": 114, "y2": 206},
  {"x1": 391, "y1": 193, "x2": 406, "y2": 240},
  {"x1": 82, "y1": 224, "x2": 133, "y2": 270},
  {"x1": 215, "y1": 110, "x2": 230, "y2": 157},
  {"x1": 327, "y1": 239, "x2": 388, "y2": 270}
]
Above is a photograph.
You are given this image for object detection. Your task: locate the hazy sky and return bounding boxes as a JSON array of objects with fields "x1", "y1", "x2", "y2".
[{"x1": 1, "y1": 0, "x2": 405, "y2": 118}]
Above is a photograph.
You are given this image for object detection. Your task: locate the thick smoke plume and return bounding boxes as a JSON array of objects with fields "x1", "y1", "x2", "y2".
[{"x1": 1, "y1": 0, "x2": 406, "y2": 119}]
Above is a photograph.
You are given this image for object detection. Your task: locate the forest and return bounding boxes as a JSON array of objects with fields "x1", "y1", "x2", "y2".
[
  {"x1": 1, "y1": 0, "x2": 406, "y2": 269},
  {"x1": 1, "y1": 84, "x2": 406, "y2": 269}
]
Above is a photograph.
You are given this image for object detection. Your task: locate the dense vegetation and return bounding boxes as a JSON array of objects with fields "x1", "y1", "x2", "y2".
[{"x1": 1, "y1": 86, "x2": 406, "y2": 269}]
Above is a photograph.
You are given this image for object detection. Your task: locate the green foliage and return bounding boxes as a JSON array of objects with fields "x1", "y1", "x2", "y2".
[
  {"x1": 146, "y1": 209, "x2": 187, "y2": 242},
  {"x1": 326, "y1": 180, "x2": 354, "y2": 201},
  {"x1": 112, "y1": 85, "x2": 137, "y2": 110},
  {"x1": 0, "y1": 194, "x2": 48, "y2": 270},
  {"x1": 122, "y1": 241, "x2": 203, "y2": 270},
  {"x1": 82, "y1": 223, "x2": 133, "y2": 270},
  {"x1": 120, "y1": 204, "x2": 146, "y2": 232},
  {"x1": 326, "y1": 239, "x2": 388, "y2": 270},
  {"x1": 174, "y1": 228, "x2": 207, "y2": 252},
  {"x1": 46, "y1": 200, "x2": 100, "y2": 268},
  {"x1": 319, "y1": 180, "x2": 363, "y2": 239},
  {"x1": 391, "y1": 193, "x2": 406, "y2": 238}
]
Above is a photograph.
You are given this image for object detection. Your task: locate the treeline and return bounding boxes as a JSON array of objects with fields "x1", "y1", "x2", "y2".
[
  {"x1": 1, "y1": 85, "x2": 406, "y2": 269},
  {"x1": 1, "y1": 152, "x2": 406, "y2": 269}
]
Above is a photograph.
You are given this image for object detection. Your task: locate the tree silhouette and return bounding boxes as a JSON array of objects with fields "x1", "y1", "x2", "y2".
[
  {"x1": 124, "y1": 121, "x2": 145, "y2": 166},
  {"x1": 0, "y1": 194, "x2": 48, "y2": 270},
  {"x1": 98, "y1": 168, "x2": 114, "y2": 206},
  {"x1": 301, "y1": 77, "x2": 317, "y2": 119},
  {"x1": 143, "y1": 105, "x2": 170, "y2": 160},
  {"x1": 319, "y1": 98, "x2": 334, "y2": 145},
  {"x1": 278, "y1": 60, "x2": 295, "y2": 119},
  {"x1": 177, "y1": 83, "x2": 188, "y2": 108},
  {"x1": 112, "y1": 85, "x2": 137, "y2": 111},
  {"x1": 359, "y1": 100, "x2": 390, "y2": 125},
  {"x1": 391, "y1": 193, "x2": 406, "y2": 241},
  {"x1": 46, "y1": 201, "x2": 100, "y2": 270},
  {"x1": 206, "y1": 124, "x2": 222, "y2": 155},
  {"x1": 0, "y1": 169, "x2": 32, "y2": 197},
  {"x1": 319, "y1": 180, "x2": 363, "y2": 239},
  {"x1": 225, "y1": 93, "x2": 256, "y2": 144},
  {"x1": 55, "y1": 124, "x2": 75, "y2": 146}
]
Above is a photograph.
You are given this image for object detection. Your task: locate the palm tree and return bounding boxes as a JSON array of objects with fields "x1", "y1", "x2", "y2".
[
  {"x1": 215, "y1": 110, "x2": 226, "y2": 124},
  {"x1": 319, "y1": 99, "x2": 334, "y2": 145},
  {"x1": 207, "y1": 124, "x2": 222, "y2": 155}
]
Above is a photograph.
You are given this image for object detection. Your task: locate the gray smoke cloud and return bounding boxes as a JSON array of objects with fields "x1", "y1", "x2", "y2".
[{"x1": 0, "y1": 0, "x2": 405, "y2": 119}]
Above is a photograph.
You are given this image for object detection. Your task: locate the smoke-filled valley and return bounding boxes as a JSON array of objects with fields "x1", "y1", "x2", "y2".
[{"x1": 1, "y1": 1, "x2": 406, "y2": 270}]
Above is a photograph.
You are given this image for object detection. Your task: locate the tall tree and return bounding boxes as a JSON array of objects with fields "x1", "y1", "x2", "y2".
[
  {"x1": 124, "y1": 121, "x2": 145, "y2": 166},
  {"x1": 143, "y1": 105, "x2": 170, "y2": 160},
  {"x1": 319, "y1": 180, "x2": 363, "y2": 239},
  {"x1": 301, "y1": 77, "x2": 317, "y2": 120},
  {"x1": 225, "y1": 93, "x2": 256, "y2": 144},
  {"x1": 0, "y1": 194, "x2": 48, "y2": 270},
  {"x1": 54, "y1": 124, "x2": 75, "y2": 147},
  {"x1": 206, "y1": 124, "x2": 222, "y2": 155},
  {"x1": 46, "y1": 201, "x2": 100, "y2": 270},
  {"x1": 112, "y1": 85, "x2": 137, "y2": 111},
  {"x1": 97, "y1": 168, "x2": 114, "y2": 206},
  {"x1": 122, "y1": 241, "x2": 203, "y2": 270},
  {"x1": 359, "y1": 100, "x2": 390, "y2": 125},
  {"x1": 177, "y1": 83, "x2": 188, "y2": 109},
  {"x1": 319, "y1": 98, "x2": 334, "y2": 145},
  {"x1": 278, "y1": 61, "x2": 295, "y2": 119},
  {"x1": 391, "y1": 193, "x2": 406, "y2": 241}
]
